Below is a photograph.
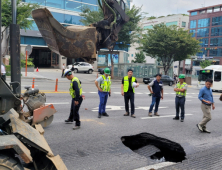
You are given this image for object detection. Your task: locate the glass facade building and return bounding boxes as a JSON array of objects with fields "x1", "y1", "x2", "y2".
[
  {"x1": 188, "y1": 5, "x2": 222, "y2": 62},
  {"x1": 21, "y1": 0, "x2": 98, "y2": 68}
]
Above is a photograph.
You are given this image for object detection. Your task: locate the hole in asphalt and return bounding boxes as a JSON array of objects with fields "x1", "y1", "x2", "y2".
[{"x1": 121, "y1": 133, "x2": 186, "y2": 163}]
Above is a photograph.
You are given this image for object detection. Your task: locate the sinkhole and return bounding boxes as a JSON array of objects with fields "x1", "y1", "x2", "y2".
[{"x1": 121, "y1": 133, "x2": 186, "y2": 163}]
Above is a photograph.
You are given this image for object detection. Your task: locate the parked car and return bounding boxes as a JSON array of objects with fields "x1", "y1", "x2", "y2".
[
  {"x1": 98, "y1": 66, "x2": 112, "y2": 74},
  {"x1": 67, "y1": 62, "x2": 94, "y2": 74},
  {"x1": 143, "y1": 75, "x2": 174, "y2": 86}
]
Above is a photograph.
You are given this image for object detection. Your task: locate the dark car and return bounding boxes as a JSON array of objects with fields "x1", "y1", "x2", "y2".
[
  {"x1": 143, "y1": 75, "x2": 174, "y2": 86},
  {"x1": 98, "y1": 66, "x2": 112, "y2": 74}
]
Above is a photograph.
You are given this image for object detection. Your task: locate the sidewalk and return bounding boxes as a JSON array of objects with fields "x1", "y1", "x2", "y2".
[{"x1": 21, "y1": 72, "x2": 47, "y2": 79}]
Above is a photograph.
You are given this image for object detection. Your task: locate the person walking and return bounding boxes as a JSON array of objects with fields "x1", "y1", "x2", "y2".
[
  {"x1": 173, "y1": 74, "x2": 187, "y2": 122},
  {"x1": 197, "y1": 79, "x2": 215, "y2": 133},
  {"x1": 148, "y1": 74, "x2": 163, "y2": 117},
  {"x1": 1, "y1": 64, "x2": 6, "y2": 81},
  {"x1": 121, "y1": 69, "x2": 139, "y2": 118},
  {"x1": 64, "y1": 69, "x2": 83, "y2": 130},
  {"x1": 95, "y1": 68, "x2": 111, "y2": 118},
  {"x1": 61, "y1": 63, "x2": 65, "y2": 77}
]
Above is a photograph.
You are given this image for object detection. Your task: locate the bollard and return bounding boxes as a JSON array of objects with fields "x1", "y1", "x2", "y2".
[
  {"x1": 32, "y1": 78, "x2": 35, "y2": 89},
  {"x1": 55, "y1": 78, "x2": 58, "y2": 92}
]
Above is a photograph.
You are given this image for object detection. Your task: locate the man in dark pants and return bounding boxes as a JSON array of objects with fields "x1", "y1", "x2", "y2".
[
  {"x1": 121, "y1": 69, "x2": 139, "y2": 118},
  {"x1": 173, "y1": 74, "x2": 187, "y2": 122},
  {"x1": 64, "y1": 69, "x2": 83, "y2": 130},
  {"x1": 148, "y1": 74, "x2": 163, "y2": 117}
]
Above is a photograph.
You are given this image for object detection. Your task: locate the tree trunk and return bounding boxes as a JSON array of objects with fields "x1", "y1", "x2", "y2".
[{"x1": 178, "y1": 61, "x2": 181, "y2": 75}]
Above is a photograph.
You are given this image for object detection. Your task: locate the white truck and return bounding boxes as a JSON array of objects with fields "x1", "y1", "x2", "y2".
[{"x1": 198, "y1": 65, "x2": 222, "y2": 91}]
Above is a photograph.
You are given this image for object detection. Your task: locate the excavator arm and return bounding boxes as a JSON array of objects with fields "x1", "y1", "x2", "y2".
[{"x1": 32, "y1": 0, "x2": 129, "y2": 63}]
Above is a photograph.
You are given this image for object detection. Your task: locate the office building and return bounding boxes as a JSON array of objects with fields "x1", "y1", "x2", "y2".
[
  {"x1": 128, "y1": 14, "x2": 189, "y2": 74},
  {"x1": 188, "y1": 4, "x2": 222, "y2": 75},
  {"x1": 20, "y1": 0, "x2": 98, "y2": 68}
]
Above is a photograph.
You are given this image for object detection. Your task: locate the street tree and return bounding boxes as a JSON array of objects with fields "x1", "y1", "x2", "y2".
[
  {"x1": 200, "y1": 60, "x2": 212, "y2": 69},
  {"x1": 1, "y1": 0, "x2": 39, "y2": 56},
  {"x1": 80, "y1": 5, "x2": 143, "y2": 77},
  {"x1": 132, "y1": 51, "x2": 146, "y2": 63},
  {"x1": 140, "y1": 23, "x2": 200, "y2": 75}
]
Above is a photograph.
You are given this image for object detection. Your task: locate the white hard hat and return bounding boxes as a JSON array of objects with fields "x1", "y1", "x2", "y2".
[{"x1": 64, "y1": 69, "x2": 72, "y2": 76}]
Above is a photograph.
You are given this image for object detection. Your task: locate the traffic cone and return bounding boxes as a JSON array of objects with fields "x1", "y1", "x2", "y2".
[{"x1": 36, "y1": 67, "x2": 39, "y2": 72}]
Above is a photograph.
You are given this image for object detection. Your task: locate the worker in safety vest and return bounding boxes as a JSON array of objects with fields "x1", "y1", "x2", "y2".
[
  {"x1": 95, "y1": 68, "x2": 112, "y2": 118},
  {"x1": 64, "y1": 69, "x2": 83, "y2": 130},
  {"x1": 173, "y1": 74, "x2": 187, "y2": 122},
  {"x1": 121, "y1": 69, "x2": 139, "y2": 118}
]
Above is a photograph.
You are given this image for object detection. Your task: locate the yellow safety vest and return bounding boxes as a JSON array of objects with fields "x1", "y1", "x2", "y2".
[
  {"x1": 70, "y1": 77, "x2": 82, "y2": 98},
  {"x1": 123, "y1": 76, "x2": 136, "y2": 93},
  {"x1": 100, "y1": 75, "x2": 111, "y2": 92},
  {"x1": 176, "y1": 82, "x2": 187, "y2": 96}
]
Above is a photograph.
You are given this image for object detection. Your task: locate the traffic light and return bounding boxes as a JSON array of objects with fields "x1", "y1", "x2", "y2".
[
  {"x1": 204, "y1": 48, "x2": 207, "y2": 50},
  {"x1": 215, "y1": 47, "x2": 217, "y2": 50}
]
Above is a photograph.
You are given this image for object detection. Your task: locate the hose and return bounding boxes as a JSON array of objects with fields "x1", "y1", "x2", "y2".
[
  {"x1": 98, "y1": 0, "x2": 103, "y2": 10},
  {"x1": 102, "y1": 0, "x2": 117, "y2": 30}
]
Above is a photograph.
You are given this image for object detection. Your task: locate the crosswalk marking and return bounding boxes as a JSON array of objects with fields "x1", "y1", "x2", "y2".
[{"x1": 82, "y1": 92, "x2": 200, "y2": 95}]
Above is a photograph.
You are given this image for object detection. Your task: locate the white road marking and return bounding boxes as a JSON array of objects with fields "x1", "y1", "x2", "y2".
[
  {"x1": 90, "y1": 92, "x2": 97, "y2": 94},
  {"x1": 134, "y1": 162, "x2": 176, "y2": 170},
  {"x1": 114, "y1": 92, "x2": 121, "y2": 94},
  {"x1": 92, "y1": 105, "x2": 124, "y2": 112},
  {"x1": 135, "y1": 107, "x2": 168, "y2": 110},
  {"x1": 22, "y1": 85, "x2": 38, "y2": 86},
  {"x1": 141, "y1": 114, "x2": 193, "y2": 119},
  {"x1": 135, "y1": 92, "x2": 143, "y2": 94},
  {"x1": 45, "y1": 102, "x2": 69, "y2": 105}
]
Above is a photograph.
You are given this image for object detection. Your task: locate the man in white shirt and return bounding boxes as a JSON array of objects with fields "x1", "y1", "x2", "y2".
[
  {"x1": 61, "y1": 63, "x2": 65, "y2": 77},
  {"x1": 1, "y1": 64, "x2": 6, "y2": 81}
]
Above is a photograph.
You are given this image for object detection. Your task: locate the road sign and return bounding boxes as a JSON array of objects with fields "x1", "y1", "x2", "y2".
[{"x1": 25, "y1": 45, "x2": 32, "y2": 55}]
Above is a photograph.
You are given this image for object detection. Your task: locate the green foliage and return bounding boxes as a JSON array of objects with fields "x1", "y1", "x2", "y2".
[
  {"x1": 80, "y1": 5, "x2": 143, "y2": 50},
  {"x1": 5, "y1": 65, "x2": 11, "y2": 76},
  {"x1": 132, "y1": 51, "x2": 146, "y2": 63},
  {"x1": 147, "y1": 16, "x2": 156, "y2": 20},
  {"x1": 1, "y1": 0, "x2": 39, "y2": 30},
  {"x1": 200, "y1": 60, "x2": 212, "y2": 69},
  {"x1": 140, "y1": 23, "x2": 201, "y2": 75},
  {"x1": 21, "y1": 58, "x2": 35, "y2": 68}
]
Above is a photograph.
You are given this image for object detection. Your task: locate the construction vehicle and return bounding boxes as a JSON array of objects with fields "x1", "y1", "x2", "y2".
[{"x1": 0, "y1": 0, "x2": 129, "y2": 169}]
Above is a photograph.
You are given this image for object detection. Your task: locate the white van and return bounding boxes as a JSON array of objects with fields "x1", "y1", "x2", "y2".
[{"x1": 198, "y1": 65, "x2": 222, "y2": 91}]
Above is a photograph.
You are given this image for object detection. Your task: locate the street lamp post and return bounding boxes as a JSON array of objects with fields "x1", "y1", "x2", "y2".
[{"x1": 10, "y1": 0, "x2": 21, "y2": 95}]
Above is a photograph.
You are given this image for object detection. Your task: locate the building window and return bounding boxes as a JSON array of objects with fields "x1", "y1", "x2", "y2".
[
  {"x1": 166, "y1": 21, "x2": 177, "y2": 26},
  {"x1": 46, "y1": 0, "x2": 64, "y2": 9},
  {"x1": 210, "y1": 38, "x2": 222, "y2": 47},
  {"x1": 207, "y1": 8, "x2": 213, "y2": 13},
  {"x1": 214, "y1": 6, "x2": 221, "y2": 12},
  {"x1": 144, "y1": 25, "x2": 153, "y2": 29},
  {"x1": 198, "y1": 38, "x2": 209, "y2": 47},
  {"x1": 196, "y1": 48, "x2": 207, "y2": 56},
  {"x1": 189, "y1": 30, "x2": 196, "y2": 37},
  {"x1": 190, "y1": 20, "x2": 196, "y2": 28},
  {"x1": 21, "y1": 36, "x2": 46, "y2": 46},
  {"x1": 23, "y1": 0, "x2": 45, "y2": 5},
  {"x1": 214, "y1": 72, "x2": 221, "y2": 81},
  {"x1": 51, "y1": 12, "x2": 65, "y2": 23},
  {"x1": 199, "y1": 10, "x2": 206, "y2": 14},
  {"x1": 182, "y1": 22, "x2": 186, "y2": 27},
  {"x1": 211, "y1": 27, "x2": 222, "y2": 36},
  {"x1": 131, "y1": 54, "x2": 134, "y2": 57},
  {"x1": 197, "y1": 28, "x2": 209, "y2": 37},
  {"x1": 64, "y1": 14, "x2": 83, "y2": 25},
  {"x1": 82, "y1": 0, "x2": 98, "y2": 5},
  {"x1": 209, "y1": 48, "x2": 222, "y2": 56},
  {"x1": 191, "y1": 11, "x2": 197, "y2": 16},
  {"x1": 212, "y1": 16, "x2": 222, "y2": 26},
  {"x1": 198, "y1": 18, "x2": 210, "y2": 28}
]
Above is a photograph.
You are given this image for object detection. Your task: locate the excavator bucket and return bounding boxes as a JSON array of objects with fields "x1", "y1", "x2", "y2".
[{"x1": 32, "y1": 8, "x2": 97, "y2": 63}]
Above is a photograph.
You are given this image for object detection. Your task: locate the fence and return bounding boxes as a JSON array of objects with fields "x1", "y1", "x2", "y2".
[{"x1": 113, "y1": 63, "x2": 173, "y2": 78}]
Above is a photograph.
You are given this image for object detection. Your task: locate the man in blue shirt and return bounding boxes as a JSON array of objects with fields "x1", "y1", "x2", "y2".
[
  {"x1": 148, "y1": 74, "x2": 163, "y2": 117},
  {"x1": 197, "y1": 79, "x2": 215, "y2": 133}
]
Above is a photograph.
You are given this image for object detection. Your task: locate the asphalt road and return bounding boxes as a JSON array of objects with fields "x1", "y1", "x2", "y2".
[{"x1": 14, "y1": 71, "x2": 222, "y2": 169}]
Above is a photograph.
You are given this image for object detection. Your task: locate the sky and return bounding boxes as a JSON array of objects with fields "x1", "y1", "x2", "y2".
[{"x1": 131, "y1": 0, "x2": 222, "y2": 17}]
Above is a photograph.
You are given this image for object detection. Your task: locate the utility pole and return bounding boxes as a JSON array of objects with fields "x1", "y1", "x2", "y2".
[
  {"x1": 0, "y1": 0, "x2": 2, "y2": 77},
  {"x1": 10, "y1": 0, "x2": 21, "y2": 95}
]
